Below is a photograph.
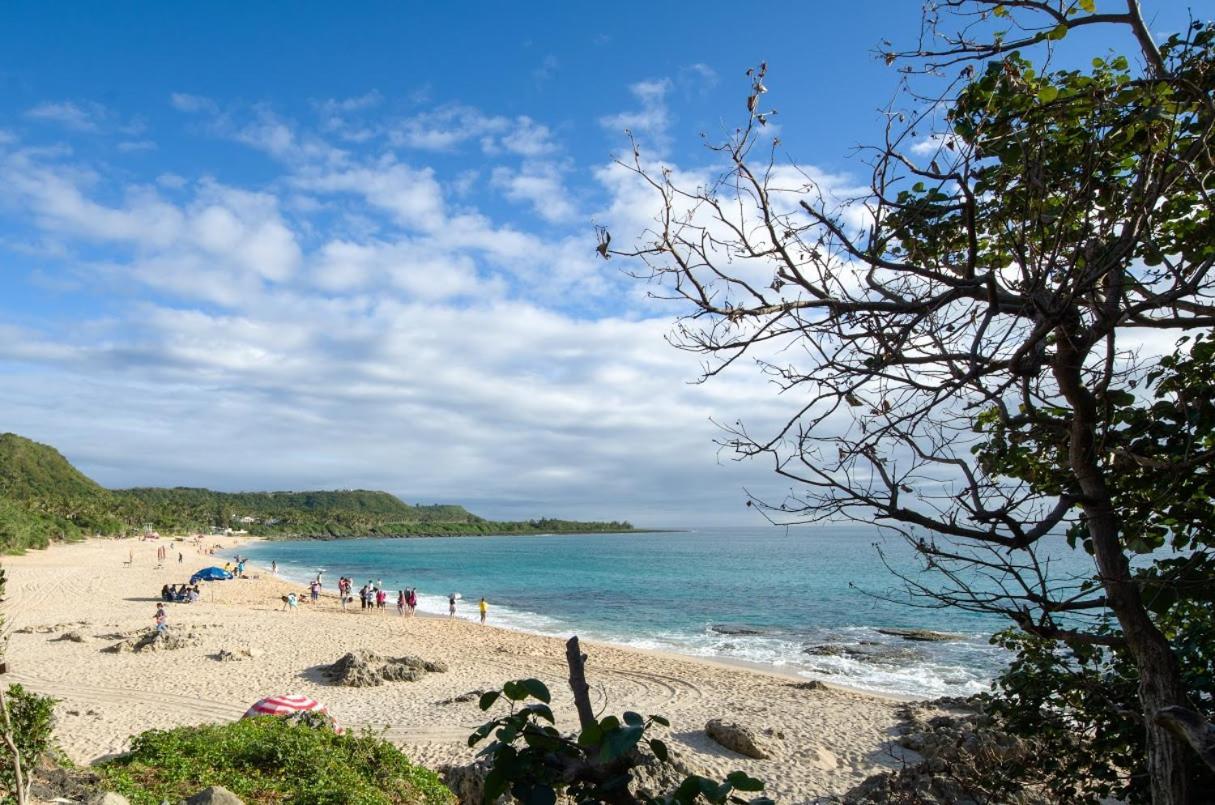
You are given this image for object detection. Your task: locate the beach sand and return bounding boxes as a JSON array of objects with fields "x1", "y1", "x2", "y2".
[{"x1": 3, "y1": 537, "x2": 909, "y2": 803}]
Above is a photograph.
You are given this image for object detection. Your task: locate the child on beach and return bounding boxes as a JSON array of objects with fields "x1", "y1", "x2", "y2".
[
  {"x1": 479, "y1": 597, "x2": 488, "y2": 624},
  {"x1": 153, "y1": 603, "x2": 167, "y2": 634}
]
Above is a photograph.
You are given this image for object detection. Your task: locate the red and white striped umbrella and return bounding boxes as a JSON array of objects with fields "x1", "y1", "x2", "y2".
[{"x1": 243, "y1": 694, "x2": 328, "y2": 719}]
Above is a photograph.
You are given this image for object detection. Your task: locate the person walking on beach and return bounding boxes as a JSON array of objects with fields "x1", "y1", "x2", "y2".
[
  {"x1": 309, "y1": 579, "x2": 321, "y2": 603},
  {"x1": 479, "y1": 597, "x2": 488, "y2": 625},
  {"x1": 396, "y1": 590, "x2": 405, "y2": 616},
  {"x1": 177, "y1": 551, "x2": 183, "y2": 564},
  {"x1": 271, "y1": 560, "x2": 277, "y2": 576},
  {"x1": 153, "y1": 603, "x2": 168, "y2": 635},
  {"x1": 448, "y1": 593, "x2": 457, "y2": 618},
  {"x1": 407, "y1": 588, "x2": 417, "y2": 616},
  {"x1": 359, "y1": 584, "x2": 369, "y2": 610}
]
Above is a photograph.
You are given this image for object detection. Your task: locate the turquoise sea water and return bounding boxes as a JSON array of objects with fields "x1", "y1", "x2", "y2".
[{"x1": 232, "y1": 525, "x2": 1091, "y2": 698}]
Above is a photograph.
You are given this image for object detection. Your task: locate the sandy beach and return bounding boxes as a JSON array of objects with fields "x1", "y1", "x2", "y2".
[{"x1": 3, "y1": 537, "x2": 909, "y2": 803}]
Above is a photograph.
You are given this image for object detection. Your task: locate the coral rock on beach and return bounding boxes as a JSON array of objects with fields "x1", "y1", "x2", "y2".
[
  {"x1": 103, "y1": 629, "x2": 201, "y2": 654},
  {"x1": 322, "y1": 650, "x2": 448, "y2": 687},
  {"x1": 705, "y1": 718, "x2": 772, "y2": 759}
]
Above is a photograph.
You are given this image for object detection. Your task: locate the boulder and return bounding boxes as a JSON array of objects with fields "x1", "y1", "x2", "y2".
[
  {"x1": 183, "y1": 785, "x2": 245, "y2": 805},
  {"x1": 54, "y1": 630, "x2": 89, "y2": 643},
  {"x1": 89, "y1": 794, "x2": 131, "y2": 805},
  {"x1": 321, "y1": 650, "x2": 447, "y2": 687},
  {"x1": 705, "y1": 718, "x2": 771, "y2": 759}
]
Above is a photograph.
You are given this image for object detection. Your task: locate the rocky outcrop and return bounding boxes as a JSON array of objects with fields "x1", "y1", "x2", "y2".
[
  {"x1": 843, "y1": 697, "x2": 1046, "y2": 804},
  {"x1": 805, "y1": 642, "x2": 924, "y2": 665},
  {"x1": 704, "y1": 718, "x2": 772, "y2": 759},
  {"x1": 874, "y1": 628, "x2": 961, "y2": 642},
  {"x1": 54, "y1": 629, "x2": 89, "y2": 643},
  {"x1": 213, "y1": 647, "x2": 261, "y2": 662},
  {"x1": 183, "y1": 785, "x2": 245, "y2": 804},
  {"x1": 321, "y1": 650, "x2": 447, "y2": 687},
  {"x1": 103, "y1": 629, "x2": 201, "y2": 653}
]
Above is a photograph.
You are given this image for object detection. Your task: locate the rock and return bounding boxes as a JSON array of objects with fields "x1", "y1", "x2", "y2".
[
  {"x1": 89, "y1": 794, "x2": 131, "y2": 805},
  {"x1": 787, "y1": 680, "x2": 828, "y2": 691},
  {"x1": 705, "y1": 718, "x2": 771, "y2": 759},
  {"x1": 874, "y1": 628, "x2": 961, "y2": 642},
  {"x1": 439, "y1": 758, "x2": 508, "y2": 805},
  {"x1": 321, "y1": 650, "x2": 447, "y2": 687},
  {"x1": 709, "y1": 623, "x2": 770, "y2": 636},
  {"x1": 437, "y1": 690, "x2": 485, "y2": 705},
  {"x1": 183, "y1": 785, "x2": 245, "y2": 805},
  {"x1": 103, "y1": 629, "x2": 201, "y2": 654},
  {"x1": 54, "y1": 630, "x2": 89, "y2": 643},
  {"x1": 804, "y1": 642, "x2": 924, "y2": 665},
  {"x1": 213, "y1": 647, "x2": 255, "y2": 662}
]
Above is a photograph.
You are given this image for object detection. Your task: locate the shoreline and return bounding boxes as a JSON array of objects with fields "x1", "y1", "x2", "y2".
[
  {"x1": 3, "y1": 536, "x2": 911, "y2": 803},
  {"x1": 232, "y1": 538, "x2": 915, "y2": 703}
]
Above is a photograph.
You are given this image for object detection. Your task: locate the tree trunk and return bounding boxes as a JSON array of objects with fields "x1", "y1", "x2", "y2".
[{"x1": 1055, "y1": 338, "x2": 1191, "y2": 803}]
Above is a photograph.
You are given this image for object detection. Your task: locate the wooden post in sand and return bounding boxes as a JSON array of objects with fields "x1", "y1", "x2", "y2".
[{"x1": 565, "y1": 635, "x2": 595, "y2": 730}]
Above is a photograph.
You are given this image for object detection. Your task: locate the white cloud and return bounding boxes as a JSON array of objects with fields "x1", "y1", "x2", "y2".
[
  {"x1": 24, "y1": 101, "x2": 103, "y2": 131},
  {"x1": 600, "y1": 79, "x2": 673, "y2": 153},
  {"x1": 490, "y1": 162, "x2": 578, "y2": 223},
  {"x1": 170, "y1": 92, "x2": 219, "y2": 114}
]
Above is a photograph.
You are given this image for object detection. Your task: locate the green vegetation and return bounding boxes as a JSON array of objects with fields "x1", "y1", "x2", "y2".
[
  {"x1": 97, "y1": 717, "x2": 453, "y2": 805},
  {"x1": 0, "y1": 433, "x2": 635, "y2": 552},
  {"x1": 470, "y1": 674, "x2": 770, "y2": 804},
  {"x1": 0, "y1": 684, "x2": 58, "y2": 805}
]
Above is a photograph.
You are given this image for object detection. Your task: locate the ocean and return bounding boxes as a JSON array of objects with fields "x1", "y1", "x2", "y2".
[{"x1": 231, "y1": 525, "x2": 1090, "y2": 698}]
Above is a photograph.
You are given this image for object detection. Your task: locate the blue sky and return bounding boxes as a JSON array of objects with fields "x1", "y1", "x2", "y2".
[{"x1": 0, "y1": 2, "x2": 1199, "y2": 526}]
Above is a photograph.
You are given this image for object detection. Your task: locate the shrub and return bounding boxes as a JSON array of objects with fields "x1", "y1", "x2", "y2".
[
  {"x1": 0, "y1": 684, "x2": 58, "y2": 804},
  {"x1": 98, "y1": 717, "x2": 453, "y2": 805}
]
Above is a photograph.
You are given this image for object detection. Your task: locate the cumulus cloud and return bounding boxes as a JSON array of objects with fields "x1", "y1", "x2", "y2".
[{"x1": 0, "y1": 88, "x2": 861, "y2": 525}]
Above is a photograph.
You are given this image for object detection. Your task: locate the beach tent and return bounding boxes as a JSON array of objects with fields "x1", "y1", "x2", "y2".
[
  {"x1": 189, "y1": 566, "x2": 234, "y2": 584},
  {"x1": 244, "y1": 694, "x2": 328, "y2": 718},
  {"x1": 243, "y1": 694, "x2": 341, "y2": 732}
]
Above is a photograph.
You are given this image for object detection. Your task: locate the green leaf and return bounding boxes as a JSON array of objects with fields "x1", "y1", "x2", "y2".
[
  {"x1": 726, "y1": 771, "x2": 765, "y2": 792},
  {"x1": 478, "y1": 690, "x2": 501, "y2": 711},
  {"x1": 1078, "y1": 0, "x2": 1095, "y2": 12},
  {"x1": 649, "y1": 738, "x2": 670, "y2": 762},
  {"x1": 502, "y1": 681, "x2": 530, "y2": 701},
  {"x1": 520, "y1": 678, "x2": 551, "y2": 704},
  {"x1": 577, "y1": 721, "x2": 603, "y2": 748},
  {"x1": 1047, "y1": 23, "x2": 1069, "y2": 40},
  {"x1": 622, "y1": 711, "x2": 645, "y2": 727},
  {"x1": 1038, "y1": 85, "x2": 1059, "y2": 104},
  {"x1": 650, "y1": 714, "x2": 671, "y2": 727}
]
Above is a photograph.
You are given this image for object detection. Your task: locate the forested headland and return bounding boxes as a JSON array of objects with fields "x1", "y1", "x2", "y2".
[{"x1": 0, "y1": 433, "x2": 634, "y2": 552}]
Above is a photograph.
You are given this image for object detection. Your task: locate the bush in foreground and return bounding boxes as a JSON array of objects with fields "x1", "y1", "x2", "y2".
[{"x1": 98, "y1": 717, "x2": 453, "y2": 805}]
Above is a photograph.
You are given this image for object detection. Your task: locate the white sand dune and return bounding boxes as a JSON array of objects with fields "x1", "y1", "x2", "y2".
[{"x1": 3, "y1": 537, "x2": 910, "y2": 803}]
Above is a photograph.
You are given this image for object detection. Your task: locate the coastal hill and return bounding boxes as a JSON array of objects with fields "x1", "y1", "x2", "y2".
[{"x1": 0, "y1": 433, "x2": 634, "y2": 552}]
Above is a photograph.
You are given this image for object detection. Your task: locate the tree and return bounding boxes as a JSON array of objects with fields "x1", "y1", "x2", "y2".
[{"x1": 607, "y1": 2, "x2": 1214, "y2": 801}]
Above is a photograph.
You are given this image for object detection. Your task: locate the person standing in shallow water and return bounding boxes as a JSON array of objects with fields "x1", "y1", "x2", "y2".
[
  {"x1": 448, "y1": 593, "x2": 457, "y2": 617},
  {"x1": 479, "y1": 597, "x2": 488, "y2": 625}
]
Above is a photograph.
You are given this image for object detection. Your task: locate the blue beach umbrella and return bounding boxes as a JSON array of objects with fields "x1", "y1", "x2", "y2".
[{"x1": 190, "y1": 566, "x2": 234, "y2": 584}]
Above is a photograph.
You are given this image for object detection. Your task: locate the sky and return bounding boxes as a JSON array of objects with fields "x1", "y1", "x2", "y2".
[{"x1": 0, "y1": 2, "x2": 1199, "y2": 526}]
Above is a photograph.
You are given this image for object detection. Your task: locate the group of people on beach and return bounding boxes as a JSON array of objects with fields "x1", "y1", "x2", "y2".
[
  {"x1": 160, "y1": 583, "x2": 200, "y2": 603},
  {"x1": 269, "y1": 567, "x2": 490, "y2": 624},
  {"x1": 328, "y1": 576, "x2": 420, "y2": 615}
]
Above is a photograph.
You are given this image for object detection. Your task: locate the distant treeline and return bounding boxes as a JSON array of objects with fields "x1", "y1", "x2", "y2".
[{"x1": 0, "y1": 433, "x2": 634, "y2": 552}]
